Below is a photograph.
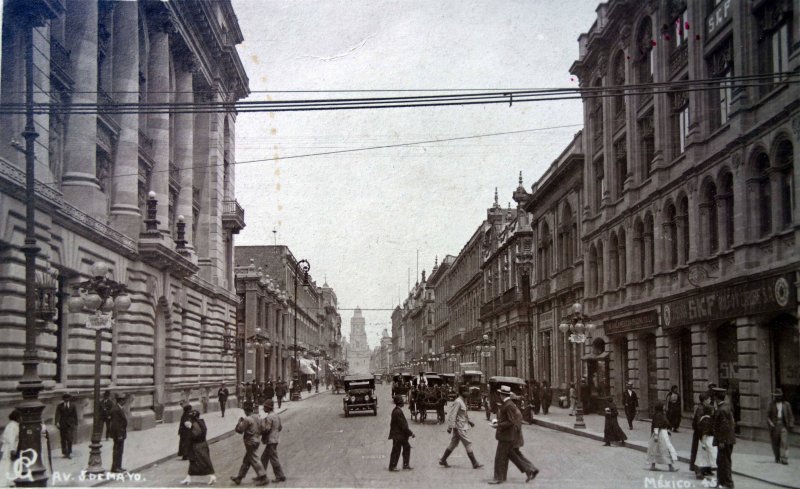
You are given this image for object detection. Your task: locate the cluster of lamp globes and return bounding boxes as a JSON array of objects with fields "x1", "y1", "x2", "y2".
[
  {"x1": 65, "y1": 262, "x2": 132, "y2": 315},
  {"x1": 557, "y1": 302, "x2": 596, "y2": 338}
]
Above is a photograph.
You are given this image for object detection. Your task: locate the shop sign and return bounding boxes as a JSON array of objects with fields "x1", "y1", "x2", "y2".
[
  {"x1": 504, "y1": 359, "x2": 517, "y2": 367},
  {"x1": 538, "y1": 309, "x2": 554, "y2": 330},
  {"x1": 706, "y1": 0, "x2": 732, "y2": 40},
  {"x1": 663, "y1": 274, "x2": 795, "y2": 329},
  {"x1": 603, "y1": 311, "x2": 659, "y2": 335}
]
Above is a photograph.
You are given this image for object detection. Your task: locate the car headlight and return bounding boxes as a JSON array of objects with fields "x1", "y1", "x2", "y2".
[
  {"x1": 365, "y1": 395, "x2": 371, "y2": 401},
  {"x1": 345, "y1": 396, "x2": 350, "y2": 402}
]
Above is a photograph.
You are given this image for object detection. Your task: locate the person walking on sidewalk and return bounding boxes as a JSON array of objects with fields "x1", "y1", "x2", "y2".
[
  {"x1": 218, "y1": 384, "x2": 229, "y2": 418},
  {"x1": 767, "y1": 388, "x2": 794, "y2": 465},
  {"x1": 109, "y1": 395, "x2": 129, "y2": 473},
  {"x1": 694, "y1": 403, "x2": 717, "y2": 479},
  {"x1": 181, "y1": 410, "x2": 216, "y2": 485},
  {"x1": 666, "y1": 385, "x2": 682, "y2": 432},
  {"x1": 622, "y1": 382, "x2": 638, "y2": 430},
  {"x1": 602, "y1": 401, "x2": 627, "y2": 447},
  {"x1": 439, "y1": 390, "x2": 482, "y2": 470},
  {"x1": 265, "y1": 381, "x2": 275, "y2": 403},
  {"x1": 178, "y1": 404, "x2": 194, "y2": 460},
  {"x1": 314, "y1": 377, "x2": 319, "y2": 393},
  {"x1": 690, "y1": 394, "x2": 710, "y2": 472},
  {"x1": 231, "y1": 403, "x2": 268, "y2": 486},
  {"x1": 568, "y1": 383, "x2": 577, "y2": 416},
  {"x1": 712, "y1": 387, "x2": 735, "y2": 488},
  {"x1": 541, "y1": 381, "x2": 552, "y2": 415},
  {"x1": 0, "y1": 409, "x2": 21, "y2": 488},
  {"x1": 489, "y1": 386, "x2": 538, "y2": 484},
  {"x1": 275, "y1": 379, "x2": 286, "y2": 409},
  {"x1": 388, "y1": 395, "x2": 414, "y2": 471},
  {"x1": 54, "y1": 393, "x2": 77, "y2": 459},
  {"x1": 260, "y1": 399, "x2": 286, "y2": 483},
  {"x1": 100, "y1": 391, "x2": 114, "y2": 440},
  {"x1": 646, "y1": 402, "x2": 678, "y2": 472}
]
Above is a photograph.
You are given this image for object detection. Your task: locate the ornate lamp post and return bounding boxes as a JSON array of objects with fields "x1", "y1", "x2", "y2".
[
  {"x1": 558, "y1": 302, "x2": 596, "y2": 429},
  {"x1": 66, "y1": 262, "x2": 131, "y2": 474},
  {"x1": 292, "y1": 259, "x2": 310, "y2": 400},
  {"x1": 475, "y1": 334, "x2": 496, "y2": 377}
]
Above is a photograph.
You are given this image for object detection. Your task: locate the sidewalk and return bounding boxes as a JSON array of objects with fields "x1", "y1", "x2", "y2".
[
  {"x1": 528, "y1": 405, "x2": 799, "y2": 488},
  {"x1": 46, "y1": 386, "x2": 331, "y2": 487}
]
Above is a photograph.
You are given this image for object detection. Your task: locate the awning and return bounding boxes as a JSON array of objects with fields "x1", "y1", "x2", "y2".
[{"x1": 299, "y1": 358, "x2": 318, "y2": 375}]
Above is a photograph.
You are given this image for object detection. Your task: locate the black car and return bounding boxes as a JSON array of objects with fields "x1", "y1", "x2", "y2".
[{"x1": 343, "y1": 375, "x2": 377, "y2": 417}]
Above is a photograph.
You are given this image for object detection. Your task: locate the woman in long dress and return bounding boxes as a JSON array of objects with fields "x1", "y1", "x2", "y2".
[
  {"x1": 180, "y1": 410, "x2": 216, "y2": 485},
  {"x1": 1, "y1": 409, "x2": 21, "y2": 488},
  {"x1": 647, "y1": 402, "x2": 678, "y2": 471},
  {"x1": 603, "y1": 401, "x2": 628, "y2": 446},
  {"x1": 694, "y1": 404, "x2": 717, "y2": 479}
]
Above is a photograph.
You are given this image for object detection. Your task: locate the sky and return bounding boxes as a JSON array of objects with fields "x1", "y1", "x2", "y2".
[{"x1": 231, "y1": 0, "x2": 600, "y2": 349}]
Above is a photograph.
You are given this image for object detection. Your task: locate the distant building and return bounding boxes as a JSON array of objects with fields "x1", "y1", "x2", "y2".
[{"x1": 346, "y1": 307, "x2": 371, "y2": 374}]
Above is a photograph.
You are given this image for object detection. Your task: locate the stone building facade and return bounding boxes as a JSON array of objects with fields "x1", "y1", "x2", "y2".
[
  {"x1": 569, "y1": 0, "x2": 799, "y2": 440},
  {"x1": 0, "y1": 0, "x2": 249, "y2": 436},
  {"x1": 347, "y1": 307, "x2": 370, "y2": 375}
]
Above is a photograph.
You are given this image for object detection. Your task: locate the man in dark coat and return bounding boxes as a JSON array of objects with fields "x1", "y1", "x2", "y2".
[
  {"x1": 541, "y1": 381, "x2": 552, "y2": 415},
  {"x1": 108, "y1": 395, "x2": 128, "y2": 473},
  {"x1": 231, "y1": 402, "x2": 267, "y2": 486},
  {"x1": 489, "y1": 386, "x2": 538, "y2": 484},
  {"x1": 178, "y1": 404, "x2": 194, "y2": 459},
  {"x1": 712, "y1": 387, "x2": 736, "y2": 489},
  {"x1": 100, "y1": 391, "x2": 114, "y2": 440},
  {"x1": 767, "y1": 388, "x2": 795, "y2": 464},
  {"x1": 264, "y1": 381, "x2": 275, "y2": 403},
  {"x1": 622, "y1": 381, "x2": 638, "y2": 430},
  {"x1": 388, "y1": 395, "x2": 414, "y2": 471},
  {"x1": 275, "y1": 379, "x2": 286, "y2": 409},
  {"x1": 218, "y1": 384, "x2": 229, "y2": 418},
  {"x1": 54, "y1": 393, "x2": 78, "y2": 458},
  {"x1": 579, "y1": 377, "x2": 591, "y2": 414}
]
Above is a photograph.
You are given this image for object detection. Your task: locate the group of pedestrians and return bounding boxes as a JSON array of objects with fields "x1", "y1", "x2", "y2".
[
  {"x1": 56, "y1": 392, "x2": 128, "y2": 472},
  {"x1": 525, "y1": 380, "x2": 552, "y2": 415},
  {"x1": 230, "y1": 399, "x2": 286, "y2": 486},
  {"x1": 241, "y1": 379, "x2": 289, "y2": 410}
]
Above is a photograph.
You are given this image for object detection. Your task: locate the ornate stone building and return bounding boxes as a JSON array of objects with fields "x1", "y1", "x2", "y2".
[
  {"x1": 0, "y1": 0, "x2": 249, "y2": 435},
  {"x1": 347, "y1": 307, "x2": 370, "y2": 375}
]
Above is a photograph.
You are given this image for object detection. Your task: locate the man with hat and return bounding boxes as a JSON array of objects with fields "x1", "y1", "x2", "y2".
[
  {"x1": 767, "y1": 388, "x2": 794, "y2": 465},
  {"x1": 388, "y1": 395, "x2": 415, "y2": 471},
  {"x1": 100, "y1": 390, "x2": 114, "y2": 440},
  {"x1": 108, "y1": 394, "x2": 129, "y2": 473},
  {"x1": 54, "y1": 393, "x2": 78, "y2": 459},
  {"x1": 489, "y1": 385, "x2": 538, "y2": 484},
  {"x1": 260, "y1": 399, "x2": 286, "y2": 482},
  {"x1": 439, "y1": 388, "x2": 482, "y2": 469},
  {"x1": 231, "y1": 401, "x2": 267, "y2": 485},
  {"x1": 622, "y1": 381, "x2": 638, "y2": 430},
  {"x1": 218, "y1": 383, "x2": 230, "y2": 418},
  {"x1": 712, "y1": 387, "x2": 735, "y2": 489}
]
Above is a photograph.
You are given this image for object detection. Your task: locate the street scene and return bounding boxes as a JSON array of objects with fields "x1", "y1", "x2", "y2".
[{"x1": 0, "y1": 0, "x2": 799, "y2": 488}]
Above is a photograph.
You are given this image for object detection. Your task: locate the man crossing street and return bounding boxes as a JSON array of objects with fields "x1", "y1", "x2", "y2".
[
  {"x1": 231, "y1": 403, "x2": 268, "y2": 486},
  {"x1": 388, "y1": 395, "x2": 414, "y2": 471},
  {"x1": 260, "y1": 399, "x2": 286, "y2": 483},
  {"x1": 489, "y1": 386, "x2": 538, "y2": 484},
  {"x1": 439, "y1": 389, "x2": 482, "y2": 469}
]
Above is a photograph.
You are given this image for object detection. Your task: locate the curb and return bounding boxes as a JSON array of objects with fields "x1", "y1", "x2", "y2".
[{"x1": 530, "y1": 417, "x2": 796, "y2": 489}]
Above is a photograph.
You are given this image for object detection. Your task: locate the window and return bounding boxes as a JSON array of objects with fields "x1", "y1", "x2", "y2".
[
  {"x1": 589, "y1": 245, "x2": 598, "y2": 294},
  {"x1": 609, "y1": 233, "x2": 620, "y2": 289},
  {"x1": 591, "y1": 78, "x2": 604, "y2": 151},
  {"x1": 634, "y1": 219, "x2": 645, "y2": 280},
  {"x1": 708, "y1": 39, "x2": 733, "y2": 129},
  {"x1": 638, "y1": 112, "x2": 655, "y2": 177},
  {"x1": 671, "y1": 89, "x2": 690, "y2": 155},
  {"x1": 612, "y1": 51, "x2": 626, "y2": 130},
  {"x1": 678, "y1": 196, "x2": 690, "y2": 265},
  {"x1": 645, "y1": 213, "x2": 655, "y2": 277},
  {"x1": 719, "y1": 171, "x2": 735, "y2": 249},
  {"x1": 618, "y1": 228, "x2": 627, "y2": 286},
  {"x1": 756, "y1": 3, "x2": 792, "y2": 93},
  {"x1": 754, "y1": 154, "x2": 772, "y2": 237},
  {"x1": 636, "y1": 18, "x2": 654, "y2": 85},
  {"x1": 594, "y1": 157, "x2": 605, "y2": 211},
  {"x1": 702, "y1": 180, "x2": 719, "y2": 255},
  {"x1": 596, "y1": 241, "x2": 604, "y2": 292},
  {"x1": 776, "y1": 140, "x2": 794, "y2": 229},
  {"x1": 673, "y1": 9, "x2": 689, "y2": 48},
  {"x1": 614, "y1": 138, "x2": 627, "y2": 197},
  {"x1": 664, "y1": 202, "x2": 678, "y2": 269}
]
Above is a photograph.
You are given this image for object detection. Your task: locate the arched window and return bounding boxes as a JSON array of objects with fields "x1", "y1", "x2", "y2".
[
  {"x1": 701, "y1": 180, "x2": 719, "y2": 255},
  {"x1": 561, "y1": 203, "x2": 574, "y2": 267},
  {"x1": 588, "y1": 244, "x2": 598, "y2": 295},
  {"x1": 776, "y1": 139, "x2": 794, "y2": 229},
  {"x1": 612, "y1": 51, "x2": 626, "y2": 129},
  {"x1": 596, "y1": 240, "x2": 605, "y2": 293},
  {"x1": 645, "y1": 213, "x2": 655, "y2": 277},
  {"x1": 618, "y1": 227, "x2": 627, "y2": 286},
  {"x1": 664, "y1": 202, "x2": 678, "y2": 269},
  {"x1": 634, "y1": 218, "x2": 645, "y2": 280},
  {"x1": 754, "y1": 153, "x2": 772, "y2": 237},
  {"x1": 678, "y1": 195, "x2": 690, "y2": 265},
  {"x1": 609, "y1": 233, "x2": 620, "y2": 289},
  {"x1": 719, "y1": 171, "x2": 734, "y2": 249}
]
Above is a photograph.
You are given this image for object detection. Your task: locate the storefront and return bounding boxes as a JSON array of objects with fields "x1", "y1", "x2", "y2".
[{"x1": 662, "y1": 272, "x2": 798, "y2": 439}]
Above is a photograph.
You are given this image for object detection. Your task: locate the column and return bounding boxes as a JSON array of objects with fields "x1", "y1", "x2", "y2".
[
  {"x1": 147, "y1": 26, "x2": 170, "y2": 232},
  {"x1": 109, "y1": 2, "x2": 140, "y2": 238},
  {"x1": 62, "y1": 0, "x2": 103, "y2": 218},
  {"x1": 175, "y1": 61, "x2": 195, "y2": 252}
]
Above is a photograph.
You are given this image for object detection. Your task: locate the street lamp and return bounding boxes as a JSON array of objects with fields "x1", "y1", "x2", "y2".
[
  {"x1": 66, "y1": 262, "x2": 131, "y2": 473},
  {"x1": 475, "y1": 334, "x2": 496, "y2": 377},
  {"x1": 292, "y1": 259, "x2": 310, "y2": 400},
  {"x1": 558, "y1": 301, "x2": 595, "y2": 429}
]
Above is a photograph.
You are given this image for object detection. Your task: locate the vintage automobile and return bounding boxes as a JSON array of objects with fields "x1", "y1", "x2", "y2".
[
  {"x1": 343, "y1": 375, "x2": 377, "y2": 417},
  {"x1": 439, "y1": 373, "x2": 458, "y2": 401},
  {"x1": 459, "y1": 370, "x2": 485, "y2": 410},
  {"x1": 391, "y1": 372, "x2": 413, "y2": 400},
  {"x1": 485, "y1": 376, "x2": 528, "y2": 420},
  {"x1": 373, "y1": 373, "x2": 383, "y2": 384}
]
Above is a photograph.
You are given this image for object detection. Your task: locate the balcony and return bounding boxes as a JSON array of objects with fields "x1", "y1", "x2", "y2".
[
  {"x1": 169, "y1": 160, "x2": 180, "y2": 189},
  {"x1": 50, "y1": 38, "x2": 73, "y2": 89},
  {"x1": 222, "y1": 199, "x2": 245, "y2": 234}
]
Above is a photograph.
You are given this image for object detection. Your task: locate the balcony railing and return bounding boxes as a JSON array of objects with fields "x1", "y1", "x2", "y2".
[
  {"x1": 50, "y1": 39, "x2": 73, "y2": 87},
  {"x1": 222, "y1": 199, "x2": 246, "y2": 233}
]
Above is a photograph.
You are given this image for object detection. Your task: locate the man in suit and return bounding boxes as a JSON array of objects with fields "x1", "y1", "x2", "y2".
[
  {"x1": 260, "y1": 399, "x2": 286, "y2": 483},
  {"x1": 439, "y1": 389, "x2": 482, "y2": 469},
  {"x1": 622, "y1": 381, "x2": 638, "y2": 430},
  {"x1": 712, "y1": 387, "x2": 736, "y2": 489},
  {"x1": 231, "y1": 402, "x2": 267, "y2": 486},
  {"x1": 388, "y1": 395, "x2": 414, "y2": 471},
  {"x1": 275, "y1": 379, "x2": 286, "y2": 409},
  {"x1": 218, "y1": 384, "x2": 230, "y2": 418},
  {"x1": 767, "y1": 388, "x2": 795, "y2": 465},
  {"x1": 108, "y1": 395, "x2": 129, "y2": 473},
  {"x1": 55, "y1": 393, "x2": 78, "y2": 458},
  {"x1": 489, "y1": 386, "x2": 538, "y2": 484},
  {"x1": 100, "y1": 391, "x2": 114, "y2": 440}
]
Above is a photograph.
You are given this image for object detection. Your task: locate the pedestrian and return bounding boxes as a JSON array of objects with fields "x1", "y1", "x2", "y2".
[
  {"x1": 0, "y1": 409, "x2": 21, "y2": 488},
  {"x1": 767, "y1": 388, "x2": 794, "y2": 465},
  {"x1": 218, "y1": 383, "x2": 229, "y2": 418},
  {"x1": 388, "y1": 395, "x2": 414, "y2": 471},
  {"x1": 666, "y1": 385, "x2": 682, "y2": 432},
  {"x1": 602, "y1": 401, "x2": 627, "y2": 446},
  {"x1": 530, "y1": 381, "x2": 541, "y2": 416},
  {"x1": 230, "y1": 402, "x2": 268, "y2": 486},
  {"x1": 622, "y1": 381, "x2": 638, "y2": 429},
  {"x1": 541, "y1": 381, "x2": 552, "y2": 415},
  {"x1": 489, "y1": 386, "x2": 538, "y2": 484},
  {"x1": 579, "y1": 377, "x2": 591, "y2": 414},
  {"x1": 438, "y1": 389, "x2": 482, "y2": 469},
  {"x1": 568, "y1": 383, "x2": 577, "y2": 416},
  {"x1": 265, "y1": 381, "x2": 275, "y2": 403},
  {"x1": 260, "y1": 399, "x2": 286, "y2": 483},
  {"x1": 244, "y1": 382, "x2": 253, "y2": 404},
  {"x1": 436, "y1": 386, "x2": 447, "y2": 424},
  {"x1": 54, "y1": 393, "x2": 78, "y2": 459},
  {"x1": 180, "y1": 410, "x2": 217, "y2": 485},
  {"x1": 646, "y1": 401, "x2": 678, "y2": 472},
  {"x1": 314, "y1": 377, "x2": 319, "y2": 393},
  {"x1": 178, "y1": 404, "x2": 194, "y2": 460},
  {"x1": 109, "y1": 394, "x2": 128, "y2": 473},
  {"x1": 689, "y1": 393, "x2": 709, "y2": 472},
  {"x1": 408, "y1": 386, "x2": 418, "y2": 421},
  {"x1": 712, "y1": 387, "x2": 735, "y2": 488},
  {"x1": 694, "y1": 403, "x2": 717, "y2": 479},
  {"x1": 275, "y1": 379, "x2": 286, "y2": 409},
  {"x1": 100, "y1": 391, "x2": 114, "y2": 440},
  {"x1": 306, "y1": 378, "x2": 312, "y2": 393}
]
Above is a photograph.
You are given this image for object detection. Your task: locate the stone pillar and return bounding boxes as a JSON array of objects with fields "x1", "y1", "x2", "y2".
[
  {"x1": 109, "y1": 2, "x2": 141, "y2": 238},
  {"x1": 690, "y1": 324, "x2": 709, "y2": 405},
  {"x1": 736, "y1": 317, "x2": 764, "y2": 434},
  {"x1": 62, "y1": 0, "x2": 103, "y2": 218},
  {"x1": 174, "y1": 62, "x2": 195, "y2": 252},
  {"x1": 147, "y1": 27, "x2": 170, "y2": 233}
]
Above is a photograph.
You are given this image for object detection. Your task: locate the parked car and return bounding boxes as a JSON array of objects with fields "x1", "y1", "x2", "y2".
[
  {"x1": 343, "y1": 375, "x2": 377, "y2": 417},
  {"x1": 486, "y1": 376, "x2": 528, "y2": 420},
  {"x1": 373, "y1": 373, "x2": 383, "y2": 384}
]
